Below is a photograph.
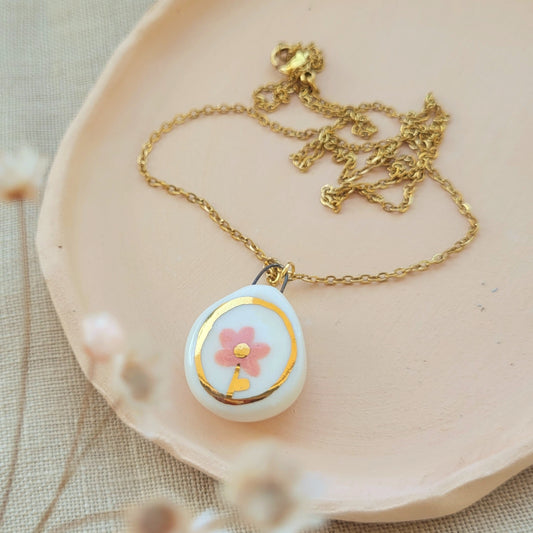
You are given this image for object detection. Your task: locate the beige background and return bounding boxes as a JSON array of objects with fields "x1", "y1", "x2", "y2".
[{"x1": 1, "y1": 0, "x2": 533, "y2": 531}]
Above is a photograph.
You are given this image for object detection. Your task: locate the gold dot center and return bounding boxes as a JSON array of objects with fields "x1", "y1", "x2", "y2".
[{"x1": 233, "y1": 342, "x2": 251, "y2": 358}]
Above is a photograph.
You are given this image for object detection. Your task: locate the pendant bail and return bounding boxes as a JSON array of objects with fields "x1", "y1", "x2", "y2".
[{"x1": 252, "y1": 262, "x2": 295, "y2": 293}]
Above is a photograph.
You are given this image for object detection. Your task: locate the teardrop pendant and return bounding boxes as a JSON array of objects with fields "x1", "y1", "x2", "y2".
[{"x1": 184, "y1": 271, "x2": 306, "y2": 422}]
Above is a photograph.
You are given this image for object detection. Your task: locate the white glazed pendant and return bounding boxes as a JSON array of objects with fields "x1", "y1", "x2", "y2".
[{"x1": 184, "y1": 283, "x2": 306, "y2": 422}]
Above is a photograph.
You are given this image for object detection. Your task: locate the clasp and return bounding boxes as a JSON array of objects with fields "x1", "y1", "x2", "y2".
[
  {"x1": 271, "y1": 44, "x2": 310, "y2": 75},
  {"x1": 270, "y1": 42, "x2": 322, "y2": 93}
]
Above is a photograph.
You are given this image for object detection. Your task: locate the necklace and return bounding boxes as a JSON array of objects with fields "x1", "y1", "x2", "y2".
[{"x1": 138, "y1": 42, "x2": 478, "y2": 422}]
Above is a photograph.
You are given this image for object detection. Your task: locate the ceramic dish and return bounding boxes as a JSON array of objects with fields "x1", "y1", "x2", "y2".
[{"x1": 36, "y1": 0, "x2": 533, "y2": 522}]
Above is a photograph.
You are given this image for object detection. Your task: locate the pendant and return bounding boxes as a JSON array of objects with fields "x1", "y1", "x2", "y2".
[{"x1": 184, "y1": 266, "x2": 306, "y2": 422}]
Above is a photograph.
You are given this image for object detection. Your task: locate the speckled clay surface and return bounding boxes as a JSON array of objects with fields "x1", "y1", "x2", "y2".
[{"x1": 36, "y1": 0, "x2": 533, "y2": 522}]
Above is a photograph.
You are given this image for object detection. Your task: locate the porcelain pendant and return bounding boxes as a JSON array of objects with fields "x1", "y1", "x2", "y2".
[{"x1": 184, "y1": 284, "x2": 306, "y2": 422}]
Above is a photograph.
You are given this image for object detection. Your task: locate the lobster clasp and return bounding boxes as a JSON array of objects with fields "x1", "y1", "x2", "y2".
[{"x1": 270, "y1": 42, "x2": 322, "y2": 93}]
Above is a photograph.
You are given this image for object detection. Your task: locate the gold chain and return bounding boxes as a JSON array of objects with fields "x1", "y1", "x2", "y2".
[{"x1": 138, "y1": 42, "x2": 478, "y2": 287}]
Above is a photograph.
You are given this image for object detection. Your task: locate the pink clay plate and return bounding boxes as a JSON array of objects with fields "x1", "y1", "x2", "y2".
[{"x1": 36, "y1": 0, "x2": 533, "y2": 522}]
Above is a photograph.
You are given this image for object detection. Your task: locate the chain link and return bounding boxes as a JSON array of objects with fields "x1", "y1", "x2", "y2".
[{"x1": 138, "y1": 42, "x2": 478, "y2": 286}]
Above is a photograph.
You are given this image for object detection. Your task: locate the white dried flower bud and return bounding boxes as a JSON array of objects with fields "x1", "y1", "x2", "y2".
[
  {"x1": 127, "y1": 499, "x2": 190, "y2": 533},
  {"x1": 0, "y1": 146, "x2": 47, "y2": 201},
  {"x1": 110, "y1": 330, "x2": 169, "y2": 438},
  {"x1": 81, "y1": 312, "x2": 125, "y2": 362},
  {"x1": 126, "y1": 500, "x2": 228, "y2": 533},
  {"x1": 224, "y1": 440, "x2": 324, "y2": 533}
]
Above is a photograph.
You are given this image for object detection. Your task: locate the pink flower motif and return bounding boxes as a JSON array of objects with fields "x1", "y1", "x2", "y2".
[{"x1": 215, "y1": 327, "x2": 270, "y2": 377}]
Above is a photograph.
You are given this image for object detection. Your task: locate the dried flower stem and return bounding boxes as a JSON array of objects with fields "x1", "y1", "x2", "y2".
[
  {"x1": 33, "y1": 396, "x2": 114, "y2": 533},
  {"x1": 33, "y1": 376, "x2": 93, "y2": 532},
  {"x1": 46, "y1": 509, "x2": 124, "y2": 533},
  {"x1": 76, "y1": 405, "x2": 115, "y2": 464},
  {"x1": 0, "y1": 201, "x2": 32, "y2": 527}
]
